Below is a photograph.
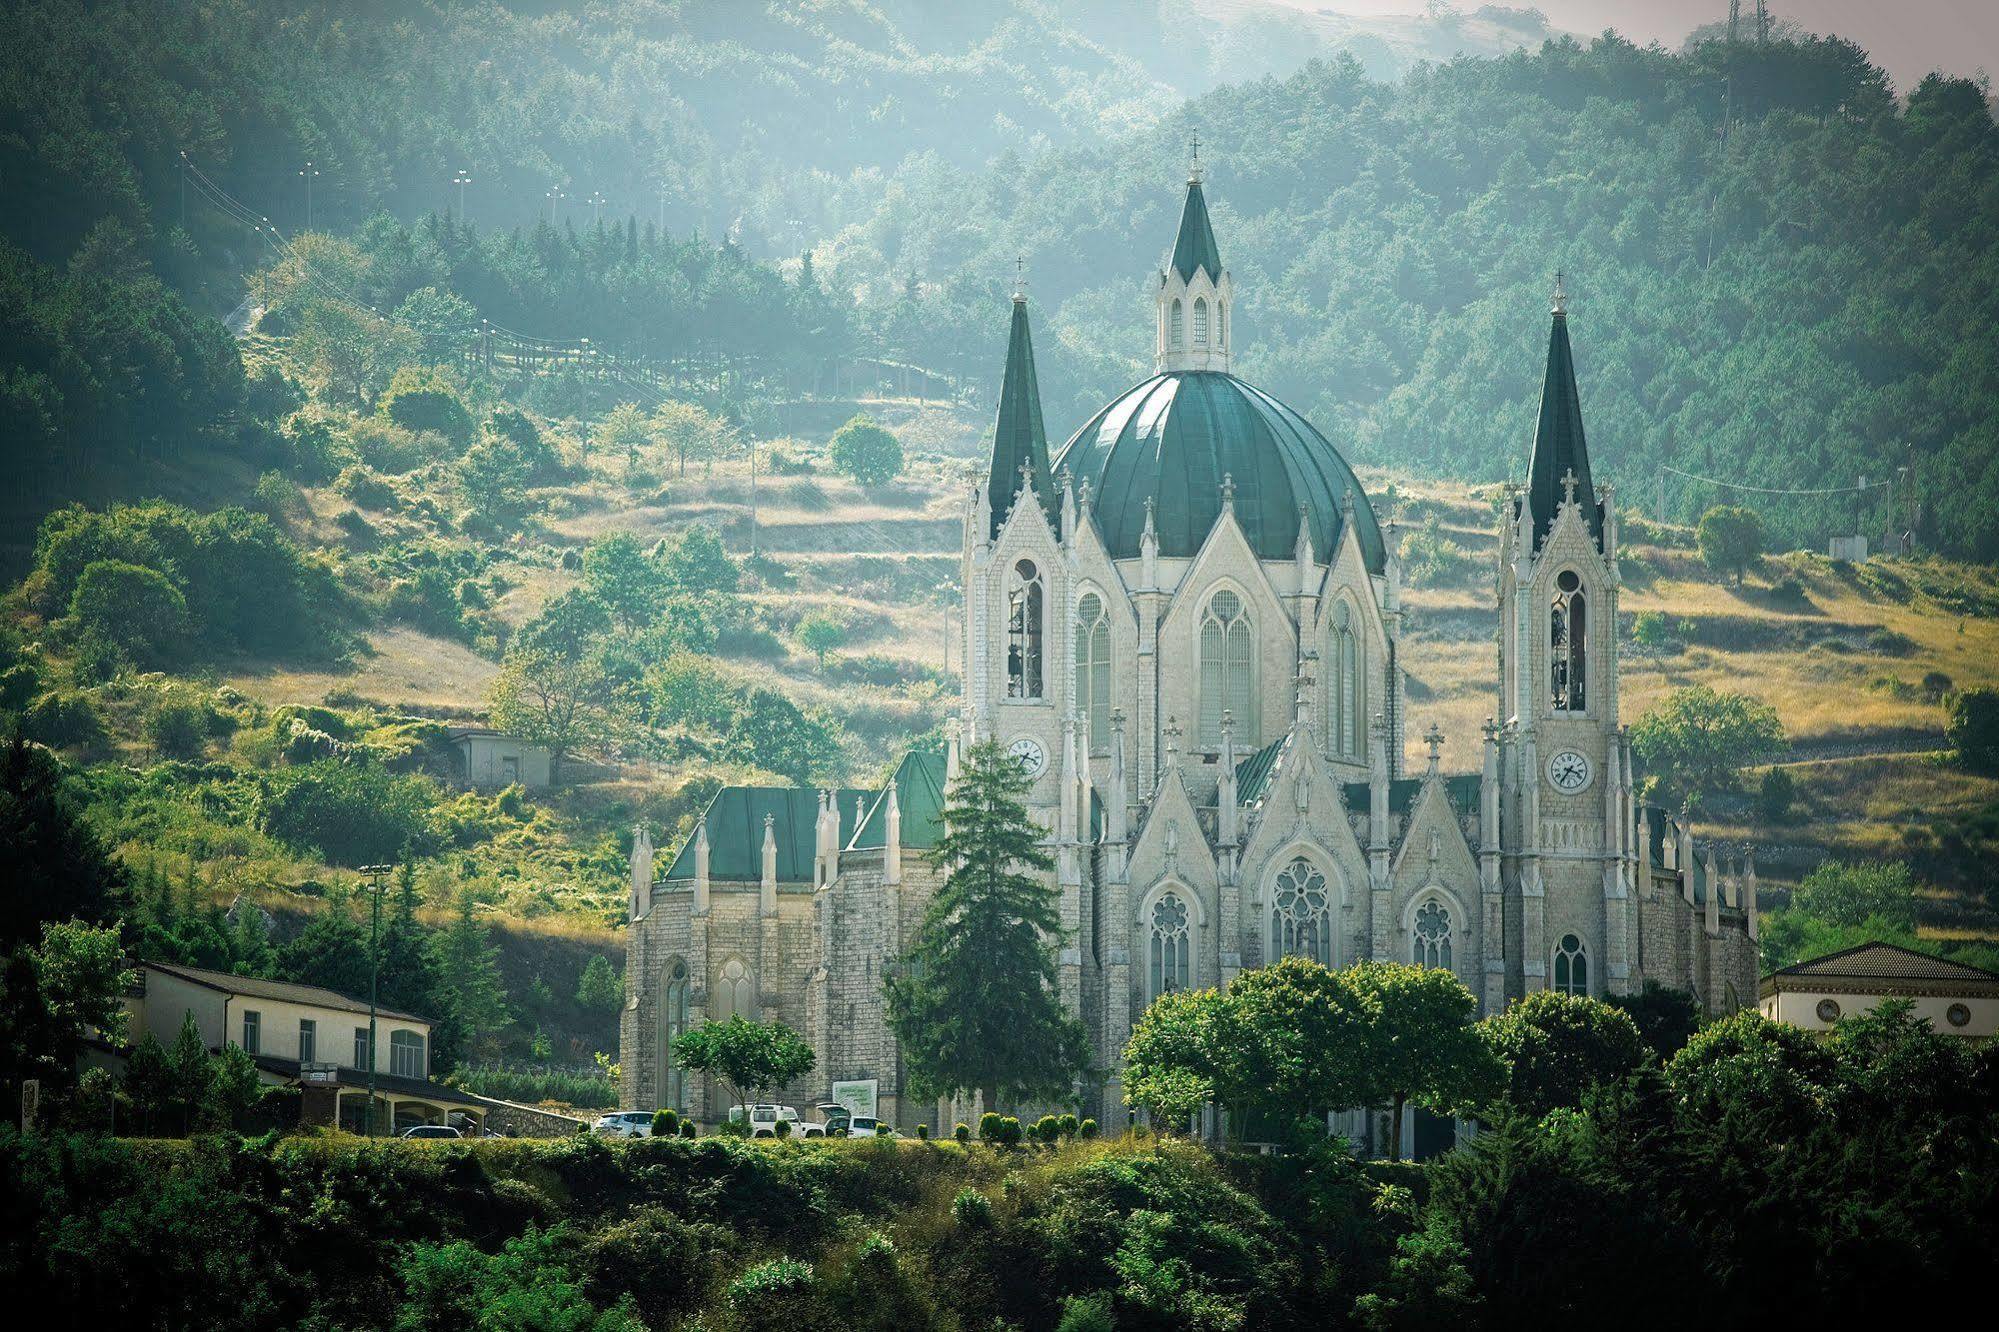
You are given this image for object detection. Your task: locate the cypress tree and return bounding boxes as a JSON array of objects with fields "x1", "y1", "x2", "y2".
[{"x1": 884, "y1": 740, "x2": 1087, "y2": 1110}]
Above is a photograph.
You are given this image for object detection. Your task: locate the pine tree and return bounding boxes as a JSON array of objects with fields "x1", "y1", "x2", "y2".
[
  {"x1": 884, "y1": 739, "x2": 1087, "y2": 1108},
  {"x1": 429, "y1": 891, "x2": 510, "y2": 1065},
  {"x1": 575, "y1": 954, "x2": 622, "y2": 1013},
  {"x1": 375, "y1": 864, "x2": 440, "y2": 1026}
]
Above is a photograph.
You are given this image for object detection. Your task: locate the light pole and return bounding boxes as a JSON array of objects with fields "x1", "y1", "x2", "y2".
[
  {"x1": 298, "y1": 160, "x2": 319, "y2": 229},
  {"x1": 588, "y1": 190, "x2": 607, "y2": 226},
  {"x1": 359, "y1": 862, "x2": 394, "y2": 1137},
  {"x1": 452, "y1": 169, "x2": 473, "y2": 222},
  {"x1": 545, "y1": 187, "x2": 566, "y2": 223}
]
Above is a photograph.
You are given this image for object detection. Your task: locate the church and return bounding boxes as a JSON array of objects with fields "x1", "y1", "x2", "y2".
[{"x1": 621, "y1": 162, "x2": 1761, "y2": 1145}]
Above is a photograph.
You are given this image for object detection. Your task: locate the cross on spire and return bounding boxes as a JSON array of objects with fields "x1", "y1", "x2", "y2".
[
  {"x1": 1552, "y1": 269, "x2": 1568, "y2": 316},
  {"x1": 1189, "y1": 130, "x2": 1202, "y2": 183},
  {"x1": 1013, "y1": 255, "x2": 1027, "y2": 302},
  {"x1": 1423, "y1": 724, "x2": 1444, "y2": 774}
]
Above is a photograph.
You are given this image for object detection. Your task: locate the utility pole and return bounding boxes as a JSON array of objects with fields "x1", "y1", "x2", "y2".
[
  {"x1": 359, "y1": 863, "x2": 394, "y2": 1138},
  {"x1": 452, "y1": 169, "x2": 473, "y2": 223},
  {"x1": 588, "y1": 190, "x2": 607, "y2": 226},
  {"x1": 545, "y1": 187, "x2": 565, "y2": 223},
  {"x1": 298, "y1": 160, "x2": 319, "y2": 230}
]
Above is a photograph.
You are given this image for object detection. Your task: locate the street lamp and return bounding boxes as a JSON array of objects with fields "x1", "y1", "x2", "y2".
[
  {"x1": 545, "y1": 187, "x2": 566, "y2": 223},
  {"x1": 358, "y1": 863, "x2": 395, "y2": 1137},
  {"x1": 452, "y1": 169, "x2": 473, "y2": 222},
  {"x1": 587, "y1": 190, "x2": 607, "y2": 226}
]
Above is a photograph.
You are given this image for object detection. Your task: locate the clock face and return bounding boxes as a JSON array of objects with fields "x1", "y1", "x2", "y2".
[
  {"x1": 1007, "y1": 736, "x2": 1047, "y2": 778},
  {"x1": 1547, "y1": 749, "x2": 1593, "y2": 794}
]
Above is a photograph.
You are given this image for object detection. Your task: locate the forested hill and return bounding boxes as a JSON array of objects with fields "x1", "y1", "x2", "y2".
[{"x1": 824, "y1": 37, "x2": 1999, "y2": 556}]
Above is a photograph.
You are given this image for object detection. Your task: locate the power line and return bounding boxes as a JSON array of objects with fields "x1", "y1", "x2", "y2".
[{"x1": 1660, "y1": 465, "x2": 1889, "y2": 498}]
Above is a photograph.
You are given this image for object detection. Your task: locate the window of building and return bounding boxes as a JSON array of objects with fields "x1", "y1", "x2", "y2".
[
  {"x1": 1007, "y1": 558, "x2": 1044, "y2": 699},
  {"x1": 662, "y1": 958, "x2": 690, "y2": 1111},
  {"x1": 1200, "y1": 589, "x2": 1254, "y2": 747},
  {"x1": 1947, "y1": 1002, "x2": 1972, "y2": 1028},
  {"x1": 1075, "y1": 591, "x2": 1111, "y2": 751},
  {"x1": 1550, "y1": 570, "x2": 1587, "y2": 712},
  {"x1": 1192, "y1": 297, "x2": 1209, "y2": 345},
  {"x1": 390, "y1": 1030, "x2": 425, "y2": 1079},
  {"x1": 1271, "y1": 857, "x2": 1332, "y2": 965},
  {"x1": 1330, "y1": 601, "x2": 1366, "y2": 760},
  {"x1": 1816, "y1": 998, "x2": 1842, "y2": 1023},
  {"x1": 353, "y1": 1027, "x2": 373, "y2": 1071},
  {"x1": 1554, "y1": 934, "x2": 1589, "y2": 996},
  {"x1": 1170, "y1": 298, "x2": 1184, "y2": 347},
  {"x1": 715, "y1": 957, "x2": 754, "y2": 1022},
  {"x1": 241, "y1": 1010, "x2": 260, "y2": 1055},
  {"x1": 1148, "y1": 893, "x2": 1191, "y2": 1000},
  {"x1": 299, "y1": 1018, "x2": 316, "y2": 1064},
  {"x1": 1413, "y1": 901, "x2": 1453, "y2": 971}
]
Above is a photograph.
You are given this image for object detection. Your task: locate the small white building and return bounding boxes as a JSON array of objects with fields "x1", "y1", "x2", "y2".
[
  {"x1": 448, "y1": 726, "x2": 551, "y2": 788},
  {"x1": 121, "y1": 960, "x2": 490, "y2": 1133},
  {"x1": 1759, "y1": 941, "x2": 1999, "y2": 1038}
]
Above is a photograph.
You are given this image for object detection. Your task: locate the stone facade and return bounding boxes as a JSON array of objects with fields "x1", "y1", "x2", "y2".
[{"x1": 621, "y1": 173, "x2": 1760, "y2": 1136}]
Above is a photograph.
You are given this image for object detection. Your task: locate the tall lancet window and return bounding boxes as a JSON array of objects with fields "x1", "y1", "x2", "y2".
[
  {"x1": 1170, "y1": 298, "x2": 1184, "y2": 348},
  {"x1": 1075, "y1": 591, "x2": 1111, "y2": 752},
  {"x1": 1554, "y1": 934, "x2": 1589, "y2": 996},
  {"x1": 1200, "y1": 589, "x2": 1254, "y2": 747},
  {"x1": 1412, "y1": 901, "x2": 1452, "y2": 971},
  {"x1": 1330, "y1": 602, "x2": 1366, "y2": 760},
  {"x1": 1008, "y1": 559, "x2": 1044, "y2": 699},
  {"x1": 660, "y1": 957, "x2": 689, "y2": 1111},
  {"x1": 1193, "y1": 297, "x2": 1209, "y2": 345},
  {"x1": 1148, "y1": 893, "x2": 1190, "y2": 1000},
  {"x1": 1271, "y1": 857, "x2": 1332, "y2": 965},
  {"x1": 1550, "y1": 570, "x2": 1587, "y2": 712}
]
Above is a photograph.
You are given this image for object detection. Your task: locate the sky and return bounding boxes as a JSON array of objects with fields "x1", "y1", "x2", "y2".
[{"x1": 1273, "y1": 1, "x2": 1999, "y2": 92}]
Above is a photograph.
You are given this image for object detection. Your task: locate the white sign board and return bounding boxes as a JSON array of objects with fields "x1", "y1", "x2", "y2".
[{"x1": 830, "y1": 1079, "x2": 878, "y2": 1121}]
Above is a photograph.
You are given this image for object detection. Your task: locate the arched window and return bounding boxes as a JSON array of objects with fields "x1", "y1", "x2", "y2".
[
  {"x1": 715, "y1": 957, "x2": 755, "y2": 1020},
  {"x1": 1199, "y1": 589, "x2": 1255, "y2": 747},
  {"x1": 1075, "y1": 591, "x2": 1111, "y2": 752},
  {"x1": 1412, "y1": 900, "x2": 1453, "y2": 971},
  {"x1": 1192, "y1": 297, "x2": 1209, "y2": 345},
  {"x1": 1271, "y1": 857, "x2": 1332, "y2": 965},
  {"x1": 1550, "y1": 570, "x2": 1587, "y2": 713},
  {"x1": 389, "y1": 1030, "x2": 426, "y2": 1079},
  {"x1": 1169, "y1": 298, "x2": 1184, "y2": 347},
  {"x1": 1553, "y1": 934, "x2": 1588, "y2": 996},
  {"x1": 1330, "y1": 601, "x2": 1366, "y2": 760},
  {"x1": 661, "y1": 957, "x2": 689, "y2": 1111},
  {"x1": 1148, "y1": 892, "x2": 1191, "y2": 1000},
  {"x1": 1008, "y1": 558, "x2": 1044, "y2": 699}
]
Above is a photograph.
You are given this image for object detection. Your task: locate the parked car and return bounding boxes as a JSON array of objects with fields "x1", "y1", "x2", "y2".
[
  {"x1": 592, "y1": 1110, "x2": 655, "y2": 1139},
  {"x1": 400, "y1": 1124, "x2": 461, "y2": 1140},
  {"x1": 845, "y1": 1116, "x2": 894, "y2": 1139},
  {"x1": 815, "y1": 1102, "x2": 852, "y2": 1133},
  {"x1": 730, "y1": 1104, "x2": 809, "y2": 1138}
]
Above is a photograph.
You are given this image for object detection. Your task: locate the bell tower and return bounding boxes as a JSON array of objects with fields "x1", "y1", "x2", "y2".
[
  {"x1": 1155, "y1": 139, "x2": 1233, "y2": 374},
  {"x1": 1496, "y1": 275, "x2": 1635, "y2": 999}
]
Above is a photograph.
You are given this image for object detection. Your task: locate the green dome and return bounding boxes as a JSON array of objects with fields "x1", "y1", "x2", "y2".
[{"x1": 1054, "y1": 372, "x2": 1385, "y2": 570}]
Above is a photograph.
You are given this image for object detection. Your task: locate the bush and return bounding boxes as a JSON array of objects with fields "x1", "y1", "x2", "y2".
[
  {"x1": 953, "y1": 1121, "x2": 970, "y2": 1143},
  {"x1": 1631, "y1": 609, "x2": 1673, "y2": 650},
  {"x1": 260, "y1": 760, "x2": 441, "y2": 866},
  {"x1": 915, "y1": 1122, "x2": 929, "y2": 1140},
  {"x1": 680, "y1": 1120, "x2": 696, "y2": 1138},
  {"x1": 828, "y1": 413, "x2": 903, "y2": 487},
  {"x1": 335, "y1": 464, "x2": 401, "y2": 511},
  {"x1": 1057, "y1": 1112, "x2": 1079, "y2": 1140},
  {"x1": 1756, "y1": 767, "x2": 1795, "y2": 823},
  {"x1": 1033, "y1": 1114, "x2": 1061, "y2": 1145},
  {"x1": 65, "y1": 560, "x2": 188, "y2": 667},
  {"x1": 1056, "y1": 1292, "x2": 1116, "y2": 1332},
  {"x1": 1947, "y1": 687, "x2": 1999, "y2": 772},
  {"x1": 727, "y1": 1257, "x2": 822, "y2": 1321},
  {"x1": 23, "y1": 691, "x2": 106, "y2": 751},
  {"x1": 1696, "y1": 504, "x2": 1763, "y2": 585},
  {"x1": 146, "y1": 698, "x2": 210, "y2": 760},
  {"x1": 774, "y1": 1116, "x2": 793, "y2": 1138},
  {"x1": 978, "y1": 1111, "x2": 1002, "y2": 1142},
  {"x1": 348, "y1": 416, "x2": 447, "y2": 474},
  {"x1": 1922, "y1": 671, "x2": 1955, "y2": 701},
  {"x1": 652, "y1": 1109, "x2": 679, "y2": 1137},
  {"x1": 951, "y1": 1187, "x2": 994, "y2": 1228},
  {"x1": 1079, "y1": 1117, "x2": 1098, "y2": 1139},
  {"x1": 378, "y1": 366, "x2": 475, "y2": 446}
]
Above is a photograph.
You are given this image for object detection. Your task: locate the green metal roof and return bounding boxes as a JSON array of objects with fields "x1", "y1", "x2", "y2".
[
  {"x1": 663, "y1": 785, "x2": 874, "y2": 884},
  {"x1": 850, "y1": 745, "x2": 950, "y2": 852},
  {"x1": 1170, "y1": 179, "x2": 1223, "y2": 283},
  {"x1": 1341, "y1": 775, "x2": 1483, "y2": 818},
  {"x1": 1234, "y1": 735, "x2": 1289, "y2": 805},
  {"x1": 1524, "y1": 309, "x2": 1602, "y2": 550},
  {"x1": 1055, "y1": 371, "x2": 1386, "y2": 569},
  {"x1": 986, "y1": 296, "x2": 1056, "y2": 539}
]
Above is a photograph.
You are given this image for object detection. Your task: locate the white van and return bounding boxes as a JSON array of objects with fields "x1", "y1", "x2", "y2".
[{"x1": 730, "y1": 1104, "x2": 822, "y2": 1138}]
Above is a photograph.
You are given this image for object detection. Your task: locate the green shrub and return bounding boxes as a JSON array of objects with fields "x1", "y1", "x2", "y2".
[
  {"x1": 828, "y1": 413, "x2": 903, "y2": 487},
  {"x1": 727, "y1": 1257, "x2": 822, "y2": 1320},
  {"x1": 979, "y1": 1111, "x2": 1002, "y2": 1142},
  {"x1": 335, "y1": 464, "x2": 401, "y2": 511},
  {"x1": 23, "y1": 692, "x2": 106, "y2": 751},
  {"x1": 1947, "y1": 687, "x2": 1999, "y2": 772},
  {"x1": 65, "y1": 560, "x2": 188, "y2": 667},
  {"x1": 1056, "y1": 1292, "x2": 1116, "y2": 1332},
  {"x1": 915, "y1": 1122, "x2": 929, "y2": 1140},
  {"x1": 652, "y1": 1109, "x2": 679, "y2": 1137},
  {"x1": 1057, "y1": 1112, "x2": 1079, "y2": 1140},
  {"x1": 1033, "y1": 1114, "x2": 1061, "y2": 1145},
  {"x1": 680, "y1": 1121, "x2": 696, "y2": 1138},
  {"x1": 348, "y1": 416, "x2": 447, "y2": 474},
  {"x1": 146, "y1": 698, "x2": 210, "y2": 760},
  {"x1": 1079, "y1": 1117, "x2": 1098, "y2": 1139},
  {"x1": 1757, "y1": 767, "x2": 1795, "y2": 824},
  {"x1": 1632, "y1": 610, "x2": 1673, "y2": 650},
  {"x1": 378, "y1": 366, "x2": 475, "y2": 446},
  {"x1": 954, "y1": 1121, "x2": 970, "y2": 1143},
  {"x1": 1922, "y1": 671, "x2": 1955, "y2": 701},
  {"x1": 259, "y1": 760, "x2": 441, "y2": 866},
  {"x1": 774, "y1": 1116, "x2": 792, "y2": 1138},
  {"x1": 951, "y1": 1187, "x2": 994, "y2": 1228}
]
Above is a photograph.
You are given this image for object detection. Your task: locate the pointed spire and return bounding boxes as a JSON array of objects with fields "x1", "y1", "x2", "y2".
[
  {"x1": 1526, "y1": 274, "x2": 1601, "y2": 549},
  {"x1": 986, "y1": 291, "x2": 1055, "y2": 539},
  {"x1": 1170, "y1": 171, "x2": 1222, "y2": 284}
]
